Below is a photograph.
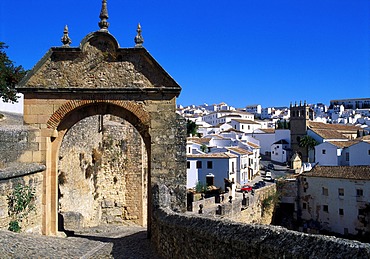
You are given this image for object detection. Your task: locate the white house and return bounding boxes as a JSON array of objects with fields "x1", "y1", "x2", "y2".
[
  {"x1": 186, "y1": 152, "x2": 238, "y2": 191},
  {"x1": 314, "y1": 141, "x2": 351, "y2": 166},
  {"x1": 271, "y1": 139, "x2": 290, "y2": 163},
  {"x1": 347, "y1": 140, "x2": 370, "y2": 166},
  {"x1": 251, "y1": 128, "x2": 275, "y2": 155},
  {"x1": 299, "y1": 166, "x2": 370, "y2": 237},
  {"x1": 245, "y1": 104, "x2": 262, "y2": 115},
  {"x1": 230, "y1": 119, "x2": 261, "y2": 134}
]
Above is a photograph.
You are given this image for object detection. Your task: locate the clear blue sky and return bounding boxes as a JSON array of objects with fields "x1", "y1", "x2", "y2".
[{"x1": 1, "y1": 0, "x2": 369, "y2": 108}]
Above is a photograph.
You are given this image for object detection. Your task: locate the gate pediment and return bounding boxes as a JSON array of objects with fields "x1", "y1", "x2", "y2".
[{"x1": 18, "y1": 31, "x2": 181, "y2": 97}]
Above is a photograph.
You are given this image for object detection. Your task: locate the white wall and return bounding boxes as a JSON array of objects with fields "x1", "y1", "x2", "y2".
[
  {"x1": 187, "y1": 156, "x2": 237, "y2": 191},
  {"x1": 251, "y1": 133, "x2": 275, "y2": 155},
  {"x1": 300, "y1": 176, "x2": 370, "y2": 235},
  {"x1": 315, "y1": 142, "x2": 341, "y2": 166},
  {"x1": 348, "y1": 142, "x2": 370, "y2": 166}
]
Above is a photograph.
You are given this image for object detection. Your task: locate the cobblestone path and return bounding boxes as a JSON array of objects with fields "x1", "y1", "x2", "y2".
[{"x1": 0, "y1": 225, "x2": 163, "y2": 259}]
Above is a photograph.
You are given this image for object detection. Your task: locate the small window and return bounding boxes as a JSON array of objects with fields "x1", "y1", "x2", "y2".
[
  {"x1": 302, "y1": 202, "x2": 307, "y2": 209},
  {"x1": 338, "y1": 188, "x2": 344, "y2": 196},
  {"x1": 323, "y1": 205, "x2": 329, "y2": 212},
  {"x1": 242, "y1": 125, "x2": 244, "y2": 130},
  {"x1": 207, "y1": 161, "x2": 213, "y2": 169},
  {"x1": 187, "y1": 161, "x2": 190, "y2": 169},
  {"x1": 368, "y1": 150, "x2": 370, "y2": 155},
  {"x1": 339, "y1": 208, "x2": 344, "y2": 216},
  {"x1": 357, "y1": 189, "x2": 363, "y2": 197},
  {"x1": 322, "y1": 187, "x2": 328, "y2": 196},
  {"x1": 346, "y1": 152, "x2": 349, "y2": 161},
  {"x1": 196, "y1": 161, "x2": 202, "y2": 169},
  {"x1": 322, "y1": 149, "x2": 326, "y2": 154},
  {"x1": 272, "y1": 151, "x2": 274, "y2": 154}
]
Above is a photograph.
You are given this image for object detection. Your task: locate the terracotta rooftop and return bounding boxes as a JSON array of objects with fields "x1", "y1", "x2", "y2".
[
  {"x1": 326, "y1": 140, "x2": 359, "y2": 148},
  {"x1": 231, "y1": 119, "x2": 260, "y2": 125},
  {"x1": 259, "y1": 128, "x2": 276, "y2": 134},
  {"x1": 187, "y1": 137, "x2": 211, "y2": 145},
  {"x1": 227, "y1": 147, "x2": 252, "y2": 155},
  {"x1": 359, "y1": 135, "x2": 370, "y2": 142},
  {"x1": 247, "y1": 142, "x2": 260, "y2": 148},
  {"x1": 187, "y1": 152, "x2": 238, "y2": 159},
  {"x1": 310, "y1": 129, "x2": 347, "y2": 140},
  {"x1": 302, "y1": 166, "x2": 370, "y2": 180},
  {"x1": 309, "y1": 122, "x2": 361, "y2": 132},
  {"x1": 222, "y1": 128, "x2": 243, "y2": 133}
]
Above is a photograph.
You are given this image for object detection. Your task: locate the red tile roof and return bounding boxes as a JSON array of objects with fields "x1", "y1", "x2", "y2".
[{"x1": 302, "y1": 166, "x2": 370, "y2": 180}]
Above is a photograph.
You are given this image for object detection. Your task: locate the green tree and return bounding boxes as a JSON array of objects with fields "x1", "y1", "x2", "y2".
[
  {"x1": 0, "y1": 42, "x2": 27, "y2": 103},
  {"x1": 299, "y1": 135, "x2": 319, "y2": 162},
  {"x1": 186, "y1": 119, "x2": 197, "y2": 137}
]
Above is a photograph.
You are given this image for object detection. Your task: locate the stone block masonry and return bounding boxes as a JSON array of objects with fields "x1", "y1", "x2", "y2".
[
  {"x1": 0, "y1": 163, "x2": 45, "y2": 233},
  {"x1": 153, "y1": 208, "x2": 370, "y2": 258},
  {"x1": 0, "y1": 126, "x2": 41, "y2": 168}
]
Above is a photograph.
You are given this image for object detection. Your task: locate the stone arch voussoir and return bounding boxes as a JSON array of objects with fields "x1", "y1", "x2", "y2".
[{"x1": 47, "y1": 100, "x2": 150, "y2": 129}]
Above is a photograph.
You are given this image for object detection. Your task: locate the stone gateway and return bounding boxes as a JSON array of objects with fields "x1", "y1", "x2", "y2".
[{"x1": 16, "y1": 0, "x2": 187, "y2": 236}]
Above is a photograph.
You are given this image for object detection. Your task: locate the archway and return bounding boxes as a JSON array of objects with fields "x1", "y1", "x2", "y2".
[
  {"x1": 47, "y1": 102, "x2": 151, "y2": 235},
  {"x1": 17, "y1": 12, "x2": 186, "y2": 236}
]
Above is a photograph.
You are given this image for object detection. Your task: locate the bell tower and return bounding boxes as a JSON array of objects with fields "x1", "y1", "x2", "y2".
[{"x1": 290, "y1": 101, "x2": 313, "y2": 162}]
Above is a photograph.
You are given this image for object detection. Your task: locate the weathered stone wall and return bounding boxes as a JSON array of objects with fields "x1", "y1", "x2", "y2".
[
  {"x1": 0, "y1": 126, "x2": 41, "y2": 168},
  {"x1": 58, "y1": 115, "x2": 147, "y2": 230},
  {"x1": 150, "y1": 111, "x2": 187, "y2": 212},
  {"x1": 153, "y1": 208, "x2": 370, "y2": 259},
  {"x1": 0, "y1": 164, "x2": 45, "y2": 233},
  {"x1": 234, "y1": 184, "x2": 276, "y2": 224}
]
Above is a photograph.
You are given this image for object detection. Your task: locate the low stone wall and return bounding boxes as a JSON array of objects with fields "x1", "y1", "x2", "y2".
[
  {"x1": 0, "y1": 163, "x2": 45, "y2": 233},
  {"x1": 152, "y1": 208, "x2": 370, "y2": 258},
  {"x1": 0, "y1": 125, "x2": 40, "y2": 168}
]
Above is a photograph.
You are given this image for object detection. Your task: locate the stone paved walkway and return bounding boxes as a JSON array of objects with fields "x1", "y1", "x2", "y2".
[{"x1": 0, "y1": 225, "x2": 163, "y2": 259}]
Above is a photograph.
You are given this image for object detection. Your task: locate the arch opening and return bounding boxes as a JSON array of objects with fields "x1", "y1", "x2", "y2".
[{"x1": 48, "y1": 103, "x2": 151, "y2": 234}]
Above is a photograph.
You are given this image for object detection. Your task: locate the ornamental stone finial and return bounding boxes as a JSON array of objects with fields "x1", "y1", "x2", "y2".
[
  {"x1": 134, "y1": 23, "x2": 144, "y2": 48},
  {"x1": 61, "y1": 25, "x2": 72, "y2": 47},
  {"x1": 98, "y1": 0, "x2": 109, "y2": 31}
]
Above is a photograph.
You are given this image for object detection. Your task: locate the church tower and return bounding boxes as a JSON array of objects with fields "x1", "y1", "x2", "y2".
[{"x1": 290, "y1": 101, "x2": 313, "y2": 162}]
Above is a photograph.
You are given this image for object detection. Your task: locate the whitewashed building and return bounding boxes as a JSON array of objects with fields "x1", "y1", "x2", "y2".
[
  {"x1": 299, "y1": 166, "x2": 370, "y2": 237},
  {"x1": 271, "y1": 139, "x2": 290, "y2": 163},
  {"x1": 230, "y1": 119, "x2": 261, "y2": 133},
  {"x1": 347, "y1": 140, "x2": 370, "y2": 166},
  {"x1": 186, "y1": 153, "x2": 238, "y2": 191}
]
